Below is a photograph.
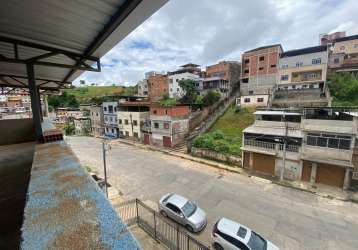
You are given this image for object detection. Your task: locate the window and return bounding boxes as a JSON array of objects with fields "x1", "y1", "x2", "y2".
[
  {"x1": 124, "y1": 119, "x2": 129, "y2": 125},
  {"x1": 176, "y1": 79, "x2": 179, "y2": 82},
  {"x1": 244, "y1": 69, "x2": 249, "y2": 74},
  {"x1": 165, "y1": 109, "x2": 168, "y2": 115},
  {"x1": 108, "y1": 105, "x2": 113, "y2": 113},
  {"x1": 104, "y1": 107, "x2": 107, "y2": 111},
  {"x1": 244, "y1": 98, "x2": 250, "y2": 103},
  {"x1": 154, "y1": 122, "x2": 159, "y2": 128},
  {"x1": 296, "y1": 62, "x2": 303, "y2": 67},
  {"x1": 216, "y1": 231, "x2": 250, "y2": 250},
  {"x1": 163, "y1": 122, "x2": 169, "y2": 129},
  {"x1": 306, "y1": 133, "x2": 351, "y2": 150},
  {"x1": 259, "y1": 67, "x2": 264, "y2": 70},
  {"x1": 119, "y1": 119, "x2": 122, "y2": 124},
  {"x1": 257, "y1": 97, "x2": 264, "y2": 103},
  {"x1": 259, "y1": 56, "x2": 265, "y2": 61},
  {"x1": 334, "y1": 58, "x2": 340, "y2": 64},
  {"x1": 249, "y1": 90, "x2": 254, "y2": 95},
  {"x1": 281, "y1": 75, "x2": 289, "y2": 81},
  {"x1": 114, "y1": 117, "x2": 117, "y2": 122},
  {"x1": 281, "y1": 64, "x2": 288, "y2": 69},
  {"x1": 242, "y1": 78, "x2": 249, "y2": 83},
  {"x1": 96, "y1": 112, "x2": 98, "y2": 116},
  {"x1": 169, "y1": 79, "x2": 173, "y2": 83},
  {"x1": 125, "y1": 131, "x2": 129, "y2": 136},
  {"x1": 133, "y1": 132, "x2": 138, "y2": 138},
  {"x1": 133, "y1": 120, "x2": 138, "y2": 126},
  {"x1": 153, "y1": 110, "x2": 157, "y2": 115},
  {"x1": 110, "y1": 117, "x2": 113, "y2": 122},
  {"x1": 111, "y1": 128, "x2": 114, "y2": 133},
  {"x1": 166, "y1": 203, "x2": 181, "y2": 215},
  {"x1": 244, "y1": 59, "x2": 250, "y2": 64},
  {"x1": 292, "y1": 85, "x2": 296, "y2": 89},
  {"x1": 270, "y1": 64, "x2": 276, "y2": 68},
  {"x1": 312, "y1": 58, "x2": 321, "y2": 64}
]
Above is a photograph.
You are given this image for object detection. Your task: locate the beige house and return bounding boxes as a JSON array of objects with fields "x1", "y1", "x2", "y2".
[
  {"x1": 89, "y1": 106, "x2": 104, "y2": 137},
  {"x1": 242, "y1": 108, "x2": 358, "y2": 190},
  {"x1": 329, "y1": 34, "x2": 358, "y2": 72}
]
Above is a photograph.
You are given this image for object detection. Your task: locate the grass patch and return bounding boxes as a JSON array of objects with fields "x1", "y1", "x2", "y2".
[
  {"x1": 65, "y1": 86, "x2": 125, "y2": 104},
  {"x1": 193, "y1": 106, "x2": 255, "y2": 156}
]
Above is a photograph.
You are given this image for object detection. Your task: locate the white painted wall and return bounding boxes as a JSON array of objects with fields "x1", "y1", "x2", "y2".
[
  {"x1": 168, "y1": 72, "x2": 200, "y2": 98},
  {"x1": 239, "y1": 94, "x2": 269, "y2": 107}
]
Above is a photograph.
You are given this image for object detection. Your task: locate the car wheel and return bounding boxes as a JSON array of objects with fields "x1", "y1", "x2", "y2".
[
  {"x1": 213, "y1": 243, "x2": 224, "y2": 250},
  {"x1": 160, "y1": 210, "x2": 167, "y2": 217},
  {"x1": 185, "y1": 225, "x2": 194, "y2": 233}
]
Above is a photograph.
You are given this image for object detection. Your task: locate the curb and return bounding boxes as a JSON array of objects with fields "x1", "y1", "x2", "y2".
[{"x1": 112, "y1": 139, "x2": 358, "y2": 203}]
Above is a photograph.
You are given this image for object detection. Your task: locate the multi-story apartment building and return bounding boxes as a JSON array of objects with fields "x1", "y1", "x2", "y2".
[
  {"x1": 144, "y1": 105, "x2": 190, "y2": 148},
  {"x1": 74, "y1": 117, "x2": 91, "y2": 136},
  {"x1": 89, "y1": 106, "x2": 104, "y2": 137},
  {"x1": 117, "y1": 101, "x2": 150, "y2": 140},
  {"x1": 273, "y1": 45, "x2": 330, "y2": 107},
  {"x1": 103, "y1": 101, "x2": 119, "y2": 138},
  {"x1": 328, "y1": 34, "x2": 358, "y2": 73},
  {"x1": 167, "y1": 64, "x2": 202, "y2": 99},
  {"x1": 148, "y1": 74, "x2": 168, "y2": 101},
  {"x1": 320, "y1": 31, "x2": 346, "y2": 45},
  {"x1": 240, "y1": 44, "x2": 283, "y2": 106},
  {"x1": 203, "y1": 61, "x2": 241, "y2": 98},
  {"x1": 137, "y1": 79, "x2": 149, "y2": 96},
  {"x1": 242, "y1": 107, "x2": 358, "y2": 190}
]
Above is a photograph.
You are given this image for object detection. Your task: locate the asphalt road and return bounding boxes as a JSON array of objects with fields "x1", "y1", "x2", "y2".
[{"x1": 67, "y1": 136, "x2": 358, "y2": 250}]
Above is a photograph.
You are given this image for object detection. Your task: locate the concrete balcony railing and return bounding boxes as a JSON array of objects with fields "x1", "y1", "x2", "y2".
[
  {"x1": 244, "y1": 139, "x2": 300, "y2": 153},
  {"x1": 254, "y1": 120, "x2": 301, "y2": 130}
]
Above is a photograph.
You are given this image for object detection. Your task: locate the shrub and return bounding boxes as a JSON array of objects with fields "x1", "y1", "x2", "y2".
[{"x1": 211, "y1": 130, "x2": 225, "y2": 140}]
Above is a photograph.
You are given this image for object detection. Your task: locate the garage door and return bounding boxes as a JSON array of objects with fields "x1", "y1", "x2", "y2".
[
  {"x1": 252, "y1": 153, "x2": 275, "y2": 176},
  {"x1": 316, "y1": 163, "x2": 345, "y2": 187},
  {"x1": 301, "y1": 161, "x2": 312, "y2": 182}
]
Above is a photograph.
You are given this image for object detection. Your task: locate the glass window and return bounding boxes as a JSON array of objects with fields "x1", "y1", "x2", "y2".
[
  {"x1": 125, "y1": 119, "x2": 129, "y2": 125},
  {"x1": 259, "y1": 56, "x2": 265, "y2": 61},
  {"x1": 307, "y1": 136, "x2": 317, "y2": 146},
  {"x1": 154, "y1": 122, "x2": 159, "y2": 128},
  {"x1": 339, "y1": 139, "x2": 351, "y2": 150},
  {"x1": 257, "y1": 98, "x2": 264, "y2": 103},
  {"x1": 312, "y1": 58, "x2": 321, "y2": 64},
  {"x1": 259, "y1": 67, "x2": 264, "y2": 70},
  {"x1": 244, "y1": 69, "x2": 249, "y2": 74},
  {"x1": 237, "y1": 227, "x2": 247, "y2": 238},
  {"x1": 166, "y1": 203, "x2": 181, "y2": 214},
  {"x1": 163, "y1": 122, "x2": 170, "y2": 129},
  {"x1": 244, "y1": 98, "x2": 250, "y2": 103},
  {"x1": 281, "y1": 75, "x2": 289, "y2": 81},
  {"x1": 133, "y1": 120, "x2": 138, "y2": 126},
  {"x1": 244, "y1": 59, "x2": 250, "y2": 64},
  {"x1": 317, "y1": 137, "x2": 328, "y2": 147},
  {"x1": 181, "y1": 201, "x2": 196, "y2": 217},
  {"x1": 119, "y1": 119, "x2": 122, "y2": 124},
  {"x1": 328, "y1": 138, "x2": 339, "y2": 148},
  {"x1": 270, "y1": 64, "x2": 276, "y2": 68},
  {"x1": 247, "y1": 232, "x2": 267, "y2": 250}
]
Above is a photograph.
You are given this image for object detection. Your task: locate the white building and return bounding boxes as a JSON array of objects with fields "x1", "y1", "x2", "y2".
[
  {"x1": 103, "y1": 101, "x2": 119, "y2": 138},
  {"x1": 168, "y1": 72, "x2": 200, "y2": 99},
  {"x1": 137, "y1": 79, "x2": 148, "y2": 96}
]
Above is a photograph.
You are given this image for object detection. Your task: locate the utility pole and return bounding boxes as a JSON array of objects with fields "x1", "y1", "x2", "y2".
[
  {"x1": 102, "y1": 140, "x2": 110, "y2": 198},
  {"x1": 280, "y1": 114, "x2": 287, "y2": 181}
]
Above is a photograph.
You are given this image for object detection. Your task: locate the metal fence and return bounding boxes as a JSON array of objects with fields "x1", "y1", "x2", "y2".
[{"x1": 117, "y1": 199, "x2": 210, "y2": 250}]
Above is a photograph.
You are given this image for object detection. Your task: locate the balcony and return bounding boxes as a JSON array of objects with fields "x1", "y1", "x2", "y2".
[{"x1": 243, "y1": 139, "x2": 300, "y2": 152}]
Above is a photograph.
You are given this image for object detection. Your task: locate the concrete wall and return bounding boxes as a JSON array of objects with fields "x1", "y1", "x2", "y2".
[
  {"x1": 239, "y1": 94, "x2": 269, "y2": 107},
  {"x1": 333, "y1": 39, "x2": 358, "y2": 54},
  {"x1": 168, "y1": 72, "x2": 199, "y2": 99},
  {"x1": 302, "y1": 119, "x2": 356, "y2": 134},
  {"x1": 302, "y1": 145, "x2": 352, "y2": 163},
  {"x1": 118, "y1": 111, "x2": 149, "y2": 138},
  {"x1": 0, "y1": 119, "x2": 36, "y2": 146}
]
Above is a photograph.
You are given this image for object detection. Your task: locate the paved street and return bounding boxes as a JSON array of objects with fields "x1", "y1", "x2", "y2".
[{"x1": 67, "y1": 136, "x2": 358, "y2": 250}]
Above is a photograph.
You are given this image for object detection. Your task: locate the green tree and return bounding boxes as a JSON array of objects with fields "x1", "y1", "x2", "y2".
[
  {"x1": 202, "y1": 90, "x2": 221, "y2": 106},
  {"x1": 160, "y1": 94, "x2": 177, "y2": 106},
  {"x1": 329, "y1": 72, "x2": 358, "y2": 106},
  {"x1": 64, "y1": 122, "x2": 75, "y2": 135},
  {"x1": 48, "y1": 91, "x2": 79, "y2": 110},
  {"x1": 179, "y1": 79, "x2": 198, "y2": 104}
]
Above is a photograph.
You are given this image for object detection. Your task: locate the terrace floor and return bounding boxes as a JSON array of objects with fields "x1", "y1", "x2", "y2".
[{"x1": 0, "y1": 142, "x2": 35, "y2": 250}]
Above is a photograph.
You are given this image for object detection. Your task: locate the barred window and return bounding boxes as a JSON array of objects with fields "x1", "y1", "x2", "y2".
[{"x1": 306, "y1": 133, "x2": 351, "y2": 150}]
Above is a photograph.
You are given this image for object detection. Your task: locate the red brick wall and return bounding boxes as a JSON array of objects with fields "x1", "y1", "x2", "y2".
[
  {"x1": 241, "y1": 46, "x2": 281, "y2": 78},
  {"x1": 150, "y1": 105, "x2": 190, "y2": 117},
  {"x1": 206, "y1": 62, "x2": 230, "y2": 80},
  {"x1": 148, "y1": 74, "x2": 168, "y2": 101}
]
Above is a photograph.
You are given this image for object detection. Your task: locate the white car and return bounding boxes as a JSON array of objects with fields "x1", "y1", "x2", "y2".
[{"x1": 212, "y1": 218, "x2": 279, "y2": 250}]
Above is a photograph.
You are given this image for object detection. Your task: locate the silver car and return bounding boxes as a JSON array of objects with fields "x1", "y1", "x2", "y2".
[{"x1": 159, "y1": 193, "x2": 207, "y2": 233}]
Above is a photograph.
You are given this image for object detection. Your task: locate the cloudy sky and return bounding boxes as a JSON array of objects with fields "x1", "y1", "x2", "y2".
[{"x1": 74, "y1": 0, "x2": 358, "y2": 86}]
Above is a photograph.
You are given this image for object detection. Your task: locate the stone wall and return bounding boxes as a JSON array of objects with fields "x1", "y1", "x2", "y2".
[{"x1": 191, "y1": 147, "x2": 242, "y2": 166}]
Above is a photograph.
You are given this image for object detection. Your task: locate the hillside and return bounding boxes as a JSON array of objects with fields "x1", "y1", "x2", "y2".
[
  {"x1": 329, "y1": 72, "x2": 358, "y2": 106},
  {"x1": 192, "y1": 106, "x2": 255, "y2": 156},
  {"x1": 64, "y1": 86, "x2": 125, "y2": 104}
]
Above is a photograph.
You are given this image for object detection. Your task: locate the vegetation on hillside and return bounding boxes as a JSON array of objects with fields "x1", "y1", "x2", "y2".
[
  {"x1": 329, "y1": 72, "x2": 358, "y2": 106},
  {"x1": 192, "y1": 106, "x2": 255, "y2": 156},
  {"x1": 64, "y1": 86, "x2": 125, "y2": 104},
  {"x1": 48, "y1": 91, "x2": 79, "y2": 111},
  {"x1": 160, "y1": 94, "x2": 177, "y2": 106}
]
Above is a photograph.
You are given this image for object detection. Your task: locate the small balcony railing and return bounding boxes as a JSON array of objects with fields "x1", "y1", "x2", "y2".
[{"x1": 244, "y1": 139, "x2": 300, "y2": 153}]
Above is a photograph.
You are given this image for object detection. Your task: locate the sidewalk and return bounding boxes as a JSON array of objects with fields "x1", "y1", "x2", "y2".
[{"x1": 110, "y1": 138, "x2": 358, "y2": 203}]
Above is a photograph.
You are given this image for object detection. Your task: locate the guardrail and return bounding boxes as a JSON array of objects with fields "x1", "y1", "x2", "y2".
[
  {"x1": 117, "y1": 199, "x2": 210, "y2": 250},
  {"x1": 244, "y1": 139, "x2": 300, "y2": 153}
]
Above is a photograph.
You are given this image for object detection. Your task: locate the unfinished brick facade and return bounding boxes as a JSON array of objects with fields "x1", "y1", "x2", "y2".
[
  {"x1": 148, "y1": 74, "x2": 168, "y2": 101},
  {"x1": 150, "y1": 105, "x2": 190, "y2": 117}
]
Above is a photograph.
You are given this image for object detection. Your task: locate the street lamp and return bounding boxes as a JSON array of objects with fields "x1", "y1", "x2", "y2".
[{"x1": 102, "y1": 139, "x2": 111, "y2": 198}]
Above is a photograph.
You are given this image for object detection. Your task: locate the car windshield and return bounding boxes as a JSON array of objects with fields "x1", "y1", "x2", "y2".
[
  {"x1": 181, "y1": 201, "x2": 197, "y2": 217},
  {"x1": 247, "y1": 231, "x2": 267, "y2": 250}
]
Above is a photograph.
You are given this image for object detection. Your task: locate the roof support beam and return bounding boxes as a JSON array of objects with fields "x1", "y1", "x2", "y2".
[
  {"x1": 27, "y1": 63, "x2": 43, "y2": 140},
  {"x1": 63, "y1": 0, "x2": 142, "y2": 82}
]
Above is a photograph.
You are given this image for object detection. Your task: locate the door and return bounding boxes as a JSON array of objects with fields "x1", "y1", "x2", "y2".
[
  {"x1": 165, "y1": 203, "x2": 185, "y2": 224},
  {"x1": 316, "y1": 163, "x2": 345, "y2": 187},
  {"x1": 252, "y1": 153, "x2": 275, "y2": 176},
  {"x1": 163, "y1": 136, "x2": 172, "y2": 148},
  {"x1": 301, "y1": 161, "x2": 312, "y2": 182},
  {"x1": 144, "y1": 133, "x2": 150, "y2": 145}
]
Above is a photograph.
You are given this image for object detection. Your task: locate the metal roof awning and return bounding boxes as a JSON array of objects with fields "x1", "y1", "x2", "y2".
[
  {"x1": 254, "y1": 110, "x2": 301, "y2": 116},
  {"x1": 0, "y1": 0, "x2": 168, "y2": 91}
]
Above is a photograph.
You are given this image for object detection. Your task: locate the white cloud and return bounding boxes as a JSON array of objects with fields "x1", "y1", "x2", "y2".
[{"x1": 74, "y1": 0, "x2": 358, "y2": 86}]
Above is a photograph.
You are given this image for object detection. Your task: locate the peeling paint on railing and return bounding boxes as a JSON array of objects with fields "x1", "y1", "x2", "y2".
[{"x1": 21, "y1": 141, "x2": 140, "y2": 250}]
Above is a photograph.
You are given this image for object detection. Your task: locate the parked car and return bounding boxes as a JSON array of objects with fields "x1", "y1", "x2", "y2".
[
  {"x1": 158, "y1": 193, "x2": 207, "y2": 233},
  {"x1": 212, "y1": 218, "x2": 279, "y2": 250}
]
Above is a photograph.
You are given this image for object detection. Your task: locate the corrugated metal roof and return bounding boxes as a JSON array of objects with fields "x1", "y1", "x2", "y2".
[{"x1": 0, "y1": 0, "x2": 168, "y2": 90}]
